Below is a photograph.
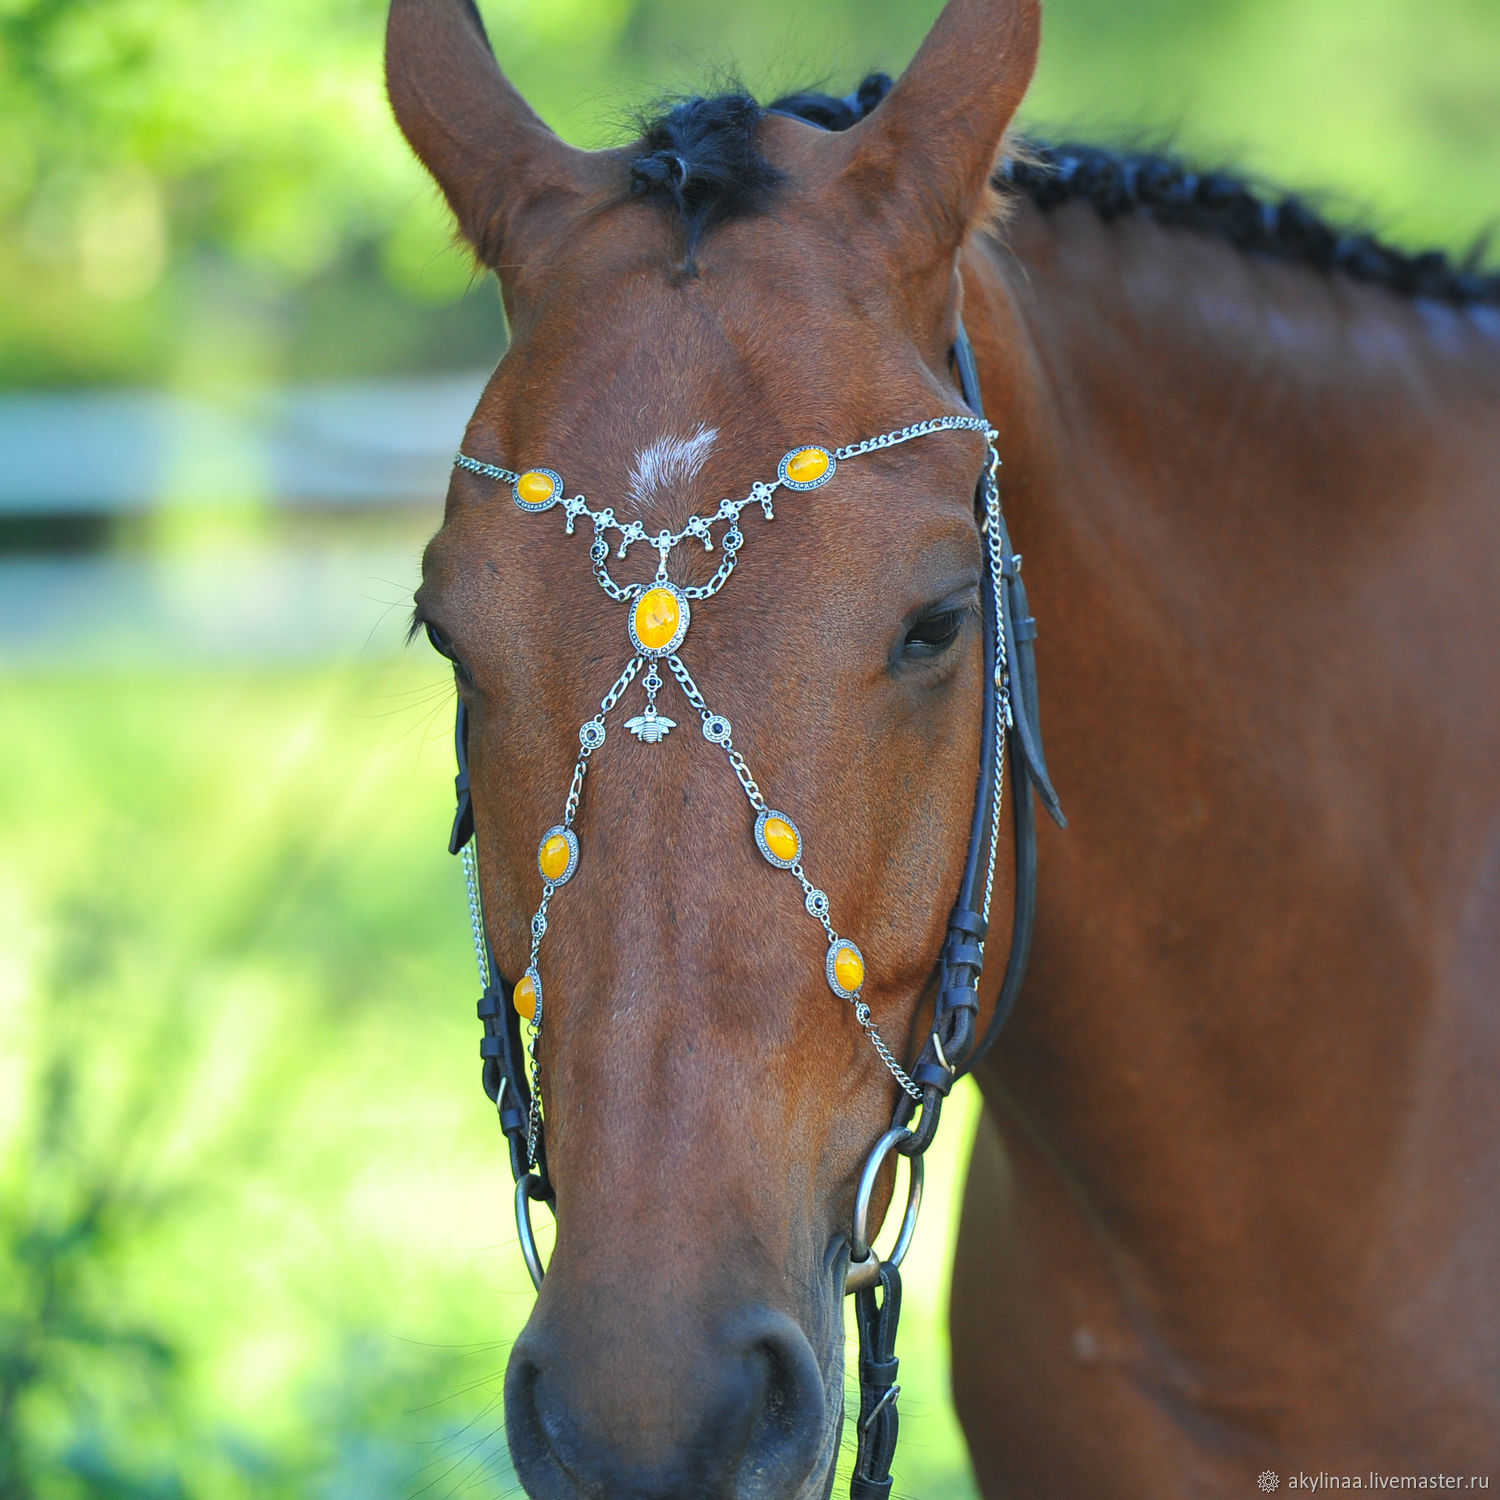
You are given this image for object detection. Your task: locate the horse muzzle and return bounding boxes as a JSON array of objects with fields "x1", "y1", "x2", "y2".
[{"x1": 505, "y1": 1302, "x2": 837, "y2": 1500}]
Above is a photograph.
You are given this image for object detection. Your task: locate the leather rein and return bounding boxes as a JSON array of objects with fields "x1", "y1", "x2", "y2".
[{"x1": 440, "y1": 318, "x2": 1064, "y2": 1500}]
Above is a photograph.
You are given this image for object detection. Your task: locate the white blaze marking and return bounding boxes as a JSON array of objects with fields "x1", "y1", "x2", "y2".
[{"x1": 626, "y1": 425, "x2": 719, "y2": 512}]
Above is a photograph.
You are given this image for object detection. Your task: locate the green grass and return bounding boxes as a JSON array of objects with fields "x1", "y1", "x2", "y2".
[{"x1": 0, "y1": 658, "x2": 981, "y2": 1499}]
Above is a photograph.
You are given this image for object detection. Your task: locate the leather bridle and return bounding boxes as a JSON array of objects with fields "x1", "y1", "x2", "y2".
[{"x1": 439, "y1": 318, "x2": 1064, "y2": 1500}]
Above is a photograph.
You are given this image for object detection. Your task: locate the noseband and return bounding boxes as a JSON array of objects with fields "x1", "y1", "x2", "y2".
[{"x1": 438, "y1": 321, "x2": 1064, "y2": 1499}]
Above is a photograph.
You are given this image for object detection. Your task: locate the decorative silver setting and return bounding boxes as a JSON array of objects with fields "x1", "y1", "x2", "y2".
[
  {"x1": 804, "y1": 887, "x2": 830, "y2": 919},
  {"x1": 537, "y1": 824, "x2": 579, "y2": 886},
  {"x1": 626, "y1": 711, "x2": 676, "y2": 743},
  {"x1": 777, "y1": 445, "x2": 837, "y2": 491},
  {"x1": 520, "y1": 964, "x2": 543, "y2": 1028},
  {"x1": 754, "y1": 809, "x2": 801, "y2": 869},
  {"x1": 627, "y1": 583, "x2": 691, "y2": 657},
  {"x1": 827, "y1": 939, "x2": 864, "y2": 999},
  {"x1": 579, "y1": 719, "x2": 606, "y2": 751},
  {"x1": 513, "y1": 467, "x2": 563, "y2": 512},
  {"x1": 702, "y1": 714, "x2": 732, "y2": 744}
]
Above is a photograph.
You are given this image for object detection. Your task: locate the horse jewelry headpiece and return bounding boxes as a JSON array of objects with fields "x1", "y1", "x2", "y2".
[{"x1": 453, "y1": 412, "x2": 1000, "y2": 1161}]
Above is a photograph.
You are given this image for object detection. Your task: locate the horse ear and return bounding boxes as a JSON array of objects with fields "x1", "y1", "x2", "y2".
[
  {"x1": 831, "y1": 0, "x2": 1040, "y2": 268},
  {"x1": 386, "y1": 0, "x2": 606, "y2": 271}
]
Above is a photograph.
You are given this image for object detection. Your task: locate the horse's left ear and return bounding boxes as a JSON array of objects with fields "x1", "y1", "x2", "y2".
[{"x1": 828, "y1": 0, "x2": 1040, "y2": 272}]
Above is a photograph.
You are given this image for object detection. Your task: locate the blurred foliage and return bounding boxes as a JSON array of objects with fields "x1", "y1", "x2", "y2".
[
  {"x1": 1, "y1": 0, "x2": 1498, "y2": 390},
  {"x1": 3, "y1": 2, "x2": 1498, "y2": 1493},
  {"x1": 0, "y1": 660, "x2": 984, "y2": 1497}
]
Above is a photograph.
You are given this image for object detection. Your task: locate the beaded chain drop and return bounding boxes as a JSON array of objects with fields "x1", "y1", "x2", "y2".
[{"x1": 453, "y1": 415, "x2": 996, "y2": 1163}]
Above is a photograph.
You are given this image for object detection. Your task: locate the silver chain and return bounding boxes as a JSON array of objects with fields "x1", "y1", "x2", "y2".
[
  {"x1": 832, "y1": 414, "x2": 990, "y2": 463},
  {"x1": 455, "y1": 418, "x2": 1000, "y2": 1137},
  {"x1": 666, "y1": 653, "x2": 921, "y2": 1101},
  {"x1": 981, "y1": 442, "x2": 1011, "y2": 925},
  {"x1": 454, "y1": 454, "x2": 518, "y2": 485},
  {"x1": 457, "y1": 415, "x2": 993, "y2": 563},
  {"x1": 461, "y1": 841, "x2": 490, "y2": 987}
]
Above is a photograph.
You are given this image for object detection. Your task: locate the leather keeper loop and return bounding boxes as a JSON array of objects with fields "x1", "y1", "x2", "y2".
[
  {"x1": 479, "y1": 1035, "x2": 504, "y2": 1060},
  {"x1": 860, "y1": 1355, "x2": 899, "y2": 1386},
  {"x1": 913, "y1": 1059, "x2": 956, "y2": 1094},
  {"x1": 946, "y1": 907, "x2": 989, "y2": 941},
  {"x1": 944, "y1": 940, "x2": 986, "y2": 972},
  {"x1": 937, "y1": 983, "x2": 980, "y2": 1017},
  {"x1": 476, "y1": 991, "x2": 503, "y2": 1020}
]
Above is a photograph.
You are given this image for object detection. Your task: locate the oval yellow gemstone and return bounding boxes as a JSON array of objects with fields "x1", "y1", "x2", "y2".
[
  {"x1": 785, "y1": 447, "x2": 830, "y2": 485},
  {"x1": 763, "y1": 816, "x2": 800, "y2": 863},
  {"x1": 538, "y1": 832, "x2": 572, "y2": 882},
  {"x1": 514, "y1": 973, "x2": 538, "y2": 1021},
  {"x1": 516, "y1": 470, "x2": 556, "y2": 505},
  {"x1": 634, "y1": 587, "x2": 682, "y2": 651},
  {"x1": 834, "y1": 944, "x2": 865, "y2": 995}
]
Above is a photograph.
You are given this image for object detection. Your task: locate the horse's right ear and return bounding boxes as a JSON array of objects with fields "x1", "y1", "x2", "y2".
[{"x1": 386, "y1": 0, "x2": 606, "y2": 273}]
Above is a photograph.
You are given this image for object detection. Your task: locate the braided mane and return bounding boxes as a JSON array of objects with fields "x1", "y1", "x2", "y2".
[{"x1": 629, "y1": 75, "x2": 1499, "y2": 305}]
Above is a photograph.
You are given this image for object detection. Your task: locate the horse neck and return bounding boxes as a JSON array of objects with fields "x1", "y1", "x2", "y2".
[{"x1": 965, "y1": 199, "x2": 1500, "y2": 1320}]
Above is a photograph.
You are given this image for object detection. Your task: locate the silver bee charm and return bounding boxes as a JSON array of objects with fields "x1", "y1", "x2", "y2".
[{"x1": 626, "y1": 711, "x2": 676, "y2": 744}]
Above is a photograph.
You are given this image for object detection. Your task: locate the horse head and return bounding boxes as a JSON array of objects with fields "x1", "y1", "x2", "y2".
[{"x1": 389, "y1": 1, "x2": 1041, "y2": 1494}]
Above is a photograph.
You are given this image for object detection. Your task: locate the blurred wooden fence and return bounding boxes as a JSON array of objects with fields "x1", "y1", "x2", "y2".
[{"x1": 0, "y1": 374, "x2": 486, "y2": 665}]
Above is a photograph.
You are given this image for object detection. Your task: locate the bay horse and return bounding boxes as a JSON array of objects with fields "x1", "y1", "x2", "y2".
[{"x1": 386, "y1": 0, "x2": 1500, "y2": 1493}]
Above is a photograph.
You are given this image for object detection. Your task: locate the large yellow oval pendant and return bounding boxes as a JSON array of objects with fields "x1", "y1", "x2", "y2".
[
  {"x1": 827, "y1": 939, "x2": 865, "y2": 999},
  {"x1": 755, "y1": 809, "x2": 802, "y2": 869},
  {"x1": 537, "y1": 825, "x2": 578, "y2": 885},
  {"x1": 629, "y1": 584, "x2": 690, "y2": 656},
  {"x1": 514, "y1": 967, "x2": 541, "y2": 1023},
  {"x1": 513, "y1": 468, "x2": 561, "y2": 512},
  {"x1": 778, "y1": 445, "x2": 836, "y2": 490}
]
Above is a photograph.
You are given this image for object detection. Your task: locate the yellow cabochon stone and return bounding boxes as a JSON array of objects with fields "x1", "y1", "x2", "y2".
[
  {"x1": 538, "y1": 832, "x2": 572, "y2": 882},
  {"x1": 516, "y1": 470, "x2": 556, "y2": 505},
  {"x1": 633, "y1": 587, "x2": 682, "y2": 651},
  {"x1": 763, "y1": 816, "x2": 800, "y2": 863},
  {"x1": 785, "y1": 447, "x2": 831, "y2": 486},
  {"x1": 834, "y1": 944, "x2": 865, "y2": 995},
  {"x1": 514, "y1": 973, "x2": 539, "y2": 1021}
]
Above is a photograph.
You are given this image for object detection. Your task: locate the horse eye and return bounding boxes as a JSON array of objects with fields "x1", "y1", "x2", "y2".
[
  {"x1": 423, "y1": 621, "x2": 476, "y2": 686},
  {"x1": 424, "y1": 621, "x2": 458, "y2": 660},
  {"x1": 902, "y1": 608, "x2": 966, "y2": 659}
]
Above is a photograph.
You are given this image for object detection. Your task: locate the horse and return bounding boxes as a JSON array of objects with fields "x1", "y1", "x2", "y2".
[{"x1": 385, "y1": 0, "x2": 1500, "y2": 1493}]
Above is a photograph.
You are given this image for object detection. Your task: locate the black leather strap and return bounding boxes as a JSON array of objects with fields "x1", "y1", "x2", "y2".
[
  {"x1": 849, "y1": 1261, "x2": 904, "y2": 1500},
  {"x1": 454, "y1": 700, "x2": 550, "y2": 1195},
  {"x1": 927, "y1": 317, "x2": 1065, "y2": 1095}
]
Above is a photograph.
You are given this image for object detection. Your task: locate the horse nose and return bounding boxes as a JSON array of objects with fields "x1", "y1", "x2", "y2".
[{"x1": 506, "y1": 1306, "x2": 830, "y2": 1499}]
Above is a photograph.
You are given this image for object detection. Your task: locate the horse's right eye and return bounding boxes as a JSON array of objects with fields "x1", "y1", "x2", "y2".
[{"x1": 423, "y1": 621, "x2": 476, "y2": 687}]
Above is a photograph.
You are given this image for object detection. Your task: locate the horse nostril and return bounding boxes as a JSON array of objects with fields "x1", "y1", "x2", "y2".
[
  {"x1": 729, "y1": 1310, "x2": 829, "y2": 1500},
  {"x1": 504, "y1": 1341, "x2": 568, "y2": 1499}
]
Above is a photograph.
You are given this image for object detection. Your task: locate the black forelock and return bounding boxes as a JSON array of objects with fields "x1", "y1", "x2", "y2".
[{"x1": 626, "y1": 74, "x2": 893, "y2": 274}]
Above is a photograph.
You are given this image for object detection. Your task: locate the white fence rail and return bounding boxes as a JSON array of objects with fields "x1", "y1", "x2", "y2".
[{"x1": 0, "y1": 374, "x2": 488, "y2": 665}]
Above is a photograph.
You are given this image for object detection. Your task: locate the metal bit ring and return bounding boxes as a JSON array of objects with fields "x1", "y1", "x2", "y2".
[
  {"x1": 845, "y1": 1127, "x2": 925, "y2": 1294},
  {"x1": 515, "y1": 1173, "x2": 551, "y2": 1292}
]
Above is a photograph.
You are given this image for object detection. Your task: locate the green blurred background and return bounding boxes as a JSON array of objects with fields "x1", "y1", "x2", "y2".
[{"x1": 1, "y1": 1, "x2": 1497, "y2": 1496}]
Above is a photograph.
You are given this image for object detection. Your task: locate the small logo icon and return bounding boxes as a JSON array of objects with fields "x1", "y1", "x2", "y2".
[{"x1": 1258, "y1": 1474, "x2": 1280, "y2": 1494}]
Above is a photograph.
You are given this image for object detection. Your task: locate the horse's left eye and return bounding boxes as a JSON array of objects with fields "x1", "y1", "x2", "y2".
[
  {"x1": 424, "y1": 621, "x2": 458, "y2": 660},
  {"x1": 902, "y1": 608, "x2": 967, "y2": 659}
]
